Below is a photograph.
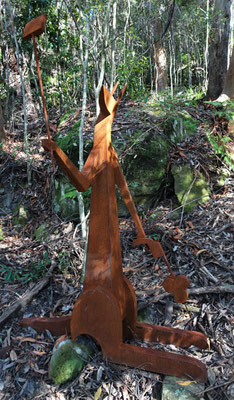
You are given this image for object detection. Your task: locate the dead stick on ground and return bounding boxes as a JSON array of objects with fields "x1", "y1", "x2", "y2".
[
  {"x1": 0, "y1": 261, "x2": 56, "y2": 328},
  {"x1": 138, "y1": 284, "x2": 234, "y2": 311},
  {"x1": 189, "y1": 285, "x2": 234, "y2": 295}
]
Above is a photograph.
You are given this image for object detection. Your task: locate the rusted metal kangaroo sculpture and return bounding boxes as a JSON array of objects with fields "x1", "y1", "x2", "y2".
[{"x1": 21, "y1": 83, "x2": 208, "y2": 381}]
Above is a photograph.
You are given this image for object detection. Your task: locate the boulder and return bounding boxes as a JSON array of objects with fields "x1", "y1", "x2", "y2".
[
  {"x1": 171, "y1": 164, "x2": 210, "y2": 213},
  {"x1": 120, "y1": 134, "x2": 168, "y2": 214},
  {"x1": 49, "y1": 337, "x2": 94, "y2": 385},
  {"x1": 13, "y1": 205, "x2": 29, "y2": 228},
  {"x1": 35, "y1": 223, "x2": 49, "y2": 242},
  {"x1": 162, "y1": 375, "x2": 205, "y2": 400},
  {"x1": 54, "y1": 178, "x2": 79, "y2": 220}
]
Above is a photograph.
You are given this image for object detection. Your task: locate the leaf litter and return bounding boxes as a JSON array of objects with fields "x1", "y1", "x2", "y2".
[{"x1": 0, "y1": 100, "x2": 233, "y2": 400}]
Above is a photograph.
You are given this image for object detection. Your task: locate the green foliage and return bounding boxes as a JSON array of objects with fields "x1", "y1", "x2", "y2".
[
  {"x1": 0, "y1": 226, "x2": 3, "y2": 240},
  {"x1": 57, "y1": 252, "x2": 70, "y2": 272},
  {"x1": 148, "y1": 233, "x2": 160, "y2": 240},
  {"x1": 0, "y1": 83, "x2": 7, "y2": 100},
  {"x1": 60, "y1": 184, "x2": 77, "y2": 200},
  {"x1": 117, "y1": 54, "x2": 149, "y2": 99},
  {"x1": 58, "y1": 109, "x2": 78, "y2": 126},
  {"x1": 204, "y1": 100, "x2": 234, "y2": 169},
  {"x1": 148, "y1": 88, "x2": 200, "y2": 144},
  {"x1": 0, "y1": 252, "x2": 50, "y2": 283},
  {"x1": 0, "y1": 265, "x2": 22, "y2": 283},
  {"x1": 206, "y1": 131, "x2": 233, "y2": 169},
  {"x1": 56, "y1": 120, "x2": 80, "y2": 161},
  {"x1": 205, "y1": 100, "x2": 234, "y2": 122},
  {"x1": 60, "y1": 183, "x2": 91, "y2": 212}
]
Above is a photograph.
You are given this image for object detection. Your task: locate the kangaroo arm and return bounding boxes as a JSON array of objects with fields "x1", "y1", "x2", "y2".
[
  {"x1": 114, "y1": 161, "x2": 166, "y2": 260},
  {"x1": 42, "y1": 139, "x2": 90, "y2": 192},
  {"x1": 114, "y1": 162, "x2": 146, "y2": 239}
]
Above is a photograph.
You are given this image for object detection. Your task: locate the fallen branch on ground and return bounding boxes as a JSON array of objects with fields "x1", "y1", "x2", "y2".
[
  {"x1": 0, "y1": 260, "x2": 56, "y2": 328},
  {"x1": 138, "y1": 284, "x2": 234, "y2": 311}
]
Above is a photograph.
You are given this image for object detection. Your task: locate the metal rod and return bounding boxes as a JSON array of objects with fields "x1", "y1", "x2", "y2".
[{"x1": 32, "y1": 34, "x2": 55, "y2": 173}]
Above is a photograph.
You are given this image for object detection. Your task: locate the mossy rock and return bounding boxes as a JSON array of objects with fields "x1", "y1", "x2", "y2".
[
  {"x1": 54, "y1": 178, "x2": 79, "y2": 220},
  {"x1": 162, "y1": 376, "x2": 205, "y2": 399},
  {"x1": 137, "y1": 308, "x2": 154, "y2": 324},
  {"x1": 54, "y1": 177, "x2": 91, "y2": 221},
  {"x1": 171, "y1": 164, "x2": 210, "y2": 213},
  {"x1": 49, "y1": 337, "x2": 94, "y2": 385},
  {"x1": 120, "y1": 133, "x2": 169, "y2": 214},
  {"x1": 163, "y1": 114, "x2": 199, "y2": 144},
  {"x1": 35, "y1": 223, "x2": 49, "y2": 242},
  {"x1": 56, "y1": 123, "x2": 93, "y2": 166},
  {"x1": 12, "y1": 205, "x2": 29, "y2": 228},
  {"x1": 217, "y1": 168, "x2": 231, "y2": 186}
]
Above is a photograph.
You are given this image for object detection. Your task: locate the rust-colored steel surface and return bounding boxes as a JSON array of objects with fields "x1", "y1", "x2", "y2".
[
  {"x1": 21, "y1": 84, "x2": 208, "y2": 381},
  {"x1": 23, "y1": 14, "x2": 47, "y2": 40},
  {"x1": 23, "y1": 15, "x2": 55, "y2": 172}
]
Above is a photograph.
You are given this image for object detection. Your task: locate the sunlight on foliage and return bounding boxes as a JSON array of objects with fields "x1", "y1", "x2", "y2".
[{"x1": 205, "y1": 100, "x2": 234, "y2": 170}]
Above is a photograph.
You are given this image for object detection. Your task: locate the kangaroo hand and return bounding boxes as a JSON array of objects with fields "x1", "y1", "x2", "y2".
[{"x1": 133, "y1": 237, "x2": 165, "y2": 258}]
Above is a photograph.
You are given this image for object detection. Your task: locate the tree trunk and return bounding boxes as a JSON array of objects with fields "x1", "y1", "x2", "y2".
[
  {"x1": 222, "y1": 48, "x2": 234, "y2": 99},
  {"x1": 153, "y1": 18, "x2": 167, "y2": 93},
  {"x1": 0, "y1": 99, "x2": 6, "y2": 142},
  {"x1": 154, "y1": 43, "x2": 167, "y2": 92},
  {"x1": 78, "y1": 8, "x2": 90, "y2": 240},
  {"x1": 110, "y1": 0, "x2": 117, "y2": 91},
  {"x1": 206, "y1": 0, "x2": 232, "y2": 99},
  {"x1": 204, "y1": 0, "x2": 210, "y2": 90},
  {"x1": 94, "y1": 1, "x2": 111, "y2": 115},
  {"x1": 6, "y1": 0, "x2": 31, "y2": 185}
]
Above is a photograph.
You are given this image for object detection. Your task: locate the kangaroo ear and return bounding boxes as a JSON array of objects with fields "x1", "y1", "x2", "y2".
[
  {"x1": 99, "y1": 86, "x2": 110, "y2": 115},
  {"x1": 110, "y1": 82, "x2": 119, "y2": 96},
  {"x1": 118, "y1": 83, "x2": 127, "y2": 102},
  {"x1": 99, "y1": 85, "x2": 117, "y2": 114},
  {"x1": 98, "y1": 83, "x2": 126, "y2": 116},
  {"x1": 113, "y1": 84, "x2": 127, "y2": 115}
]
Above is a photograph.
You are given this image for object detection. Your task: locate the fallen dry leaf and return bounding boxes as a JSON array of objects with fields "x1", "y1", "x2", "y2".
[
  {"x1": 173, "y1": 234, "x2": 182, "y2": 241},
  {"x1": 10, "y1": 349, "x2": 17, "y2": 361},
  {"x1": 187, "y1": 221, "x2": 194, "y2": 229},
  {"x1": 175, "y1": 227, "x2": 183, "y2": 234},
  {"x1": 176, "y1": 380, "x2": 196, "y2": 386},
  {"x1": 196, "y1": 249, "x2": 209, "y2": 256}
]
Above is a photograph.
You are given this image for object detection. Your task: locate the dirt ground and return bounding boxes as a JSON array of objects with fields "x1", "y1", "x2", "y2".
[{"x1": 0, "y1": 102, "x2": 233, "y2": 399}]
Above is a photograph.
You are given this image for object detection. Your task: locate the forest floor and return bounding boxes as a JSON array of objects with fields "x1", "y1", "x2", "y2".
[{"x1": 0, "y1": 97, "x2": 233, "y2": 400}]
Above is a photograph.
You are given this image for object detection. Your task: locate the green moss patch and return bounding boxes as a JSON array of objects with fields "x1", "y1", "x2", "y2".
[
  {"x1": 49, "y1": 337, "x2": 94, "y2": 385},
  {"x1": 171, "y1": 164, "x2": 210, "y2": 213}
]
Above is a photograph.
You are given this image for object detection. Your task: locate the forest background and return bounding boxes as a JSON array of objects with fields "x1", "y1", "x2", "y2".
[
  {"x1": 0, "y1": 0, "x2": 233, "y2": 232},
  {"x1": 0, "y1": 0, "x2": 234, "y2": 399}
]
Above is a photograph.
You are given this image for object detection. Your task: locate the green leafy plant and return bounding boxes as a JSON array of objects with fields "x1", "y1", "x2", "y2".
[
  {"x1": 206, "y1": 130, "x2": 233, "y2": 169},
  {"x1": 204, "y1": 99, "x2": 234, "y2": 122},
  {"x1": 0, "y1": 252, "x2": 51, "y2": 283},
  {"x1": 57, "y1": 121, "x2": 80, "y2": 151},
  {"x1": 57, "y1": 252, "x2": 70, "y2": 272},
  {"x1": 56, "y1": 120, "x2": 81, "y2": 164},
  {"x1": 60, "y1": 183, "x2": 91, "y2": 213},
  {"x1": 147, "y1": 89, "x2": 200, "y2": 144},
  {"x1": 148, "y1": 233, "x2": 160, "y2": 240},
  {"x1": 117, "y1": 54, "x2": 149, "y2": 100},
  {"x1": 0, "y1": 265, "x2": 21, "y2": 282},
  {"x1": 60, "y1": 183, "x2": 78, "y2": 200},
  {"x1": 204, "y1": 100, "x2": 234, "y2": 169},
  {"x1": 0, "y1": 226, "x2": 3, "y2": 240}
]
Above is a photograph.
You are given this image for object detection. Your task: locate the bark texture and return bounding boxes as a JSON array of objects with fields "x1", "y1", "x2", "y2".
[
  {"x1": 153, "y1": 18, "x2": 167, "y2": 93},
  {"x1": 0, "y1": 99, "x2": 5, "y2": 142},
  {"x1": 206, "y1": 0, "x2": 232, "y2": 99},
  {"x1": 223, "y1": 49, "x2": 234, "y2": 99}
]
